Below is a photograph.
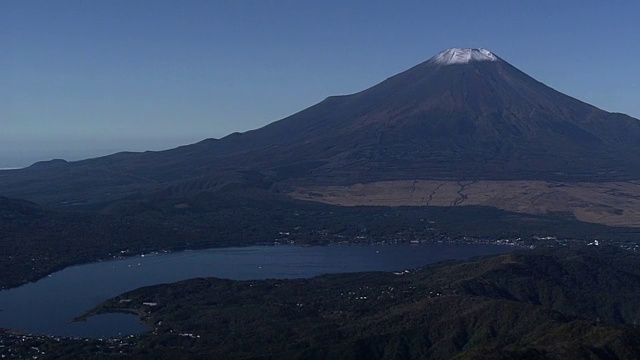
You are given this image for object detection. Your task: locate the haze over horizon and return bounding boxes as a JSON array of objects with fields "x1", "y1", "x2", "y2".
[{"x1": 3, "y1": 0, "x2": 639, "y2": 168}]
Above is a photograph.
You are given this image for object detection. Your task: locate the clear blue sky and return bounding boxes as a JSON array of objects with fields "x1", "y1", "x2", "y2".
[{"x1": 2, "y1": 0, "x2": 639, "y2": 167}]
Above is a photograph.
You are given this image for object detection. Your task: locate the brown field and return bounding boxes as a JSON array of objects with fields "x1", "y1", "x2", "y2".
[{"x1": 288, "y1": 180, "x2": 640, "y2": 227}]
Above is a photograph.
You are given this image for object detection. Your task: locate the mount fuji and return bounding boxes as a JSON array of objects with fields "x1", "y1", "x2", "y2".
[{"x1": 2, "y1": 48, "x2": 640, "y2": 226}]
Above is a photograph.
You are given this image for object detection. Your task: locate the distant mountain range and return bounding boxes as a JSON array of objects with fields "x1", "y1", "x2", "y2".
[{"x1": 2, "y1": 48, "x2": 640, "y2": 226}]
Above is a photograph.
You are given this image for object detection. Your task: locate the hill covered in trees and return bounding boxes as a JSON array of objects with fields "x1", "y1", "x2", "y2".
[{"x1": 6, "y1": 246, "x2": 639, "y2": 359}]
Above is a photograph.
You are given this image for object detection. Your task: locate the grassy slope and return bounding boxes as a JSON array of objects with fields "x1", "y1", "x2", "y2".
[{"x1": 289, "y1": 180, "x2": 640, "y2": 227}]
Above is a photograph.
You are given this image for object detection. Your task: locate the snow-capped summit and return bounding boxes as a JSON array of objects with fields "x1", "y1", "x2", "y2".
[{"x1": 431, "y1": 48, "x2": 498, "y2": 65}]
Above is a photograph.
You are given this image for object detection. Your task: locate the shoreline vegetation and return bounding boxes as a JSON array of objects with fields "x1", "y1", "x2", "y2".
[
  {"x1": 3, "y1": 190, "x2": 640, "y2": 357},
  {"x1": 3, "y1": 191, "x2": 640, "y2": 291},
  {"x1": 3, "y1": 246, "x2": 640, "y2": 359}
]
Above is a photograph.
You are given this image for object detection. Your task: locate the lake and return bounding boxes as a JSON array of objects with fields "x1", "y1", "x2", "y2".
[{"x1": 0, "y1": 244, "x2": 517, "y2": 338}]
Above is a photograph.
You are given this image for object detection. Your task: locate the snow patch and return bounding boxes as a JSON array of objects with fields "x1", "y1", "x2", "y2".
[{"x1": 432, "y1": 48, "x2": 498, "y2": 65}]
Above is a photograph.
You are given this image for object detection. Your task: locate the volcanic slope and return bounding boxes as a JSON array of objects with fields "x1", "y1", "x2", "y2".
[
  {"x1": 1, "y1": 48, "x2": 640, "y2": 226},
  {"x1": 228, "y1": 47, "x2": 640, "y2": 184}
]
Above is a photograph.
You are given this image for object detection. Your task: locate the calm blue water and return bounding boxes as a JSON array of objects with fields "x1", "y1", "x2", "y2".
[{"x1": 0, "y1": 244, "x2": 516, "y2": 338}]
